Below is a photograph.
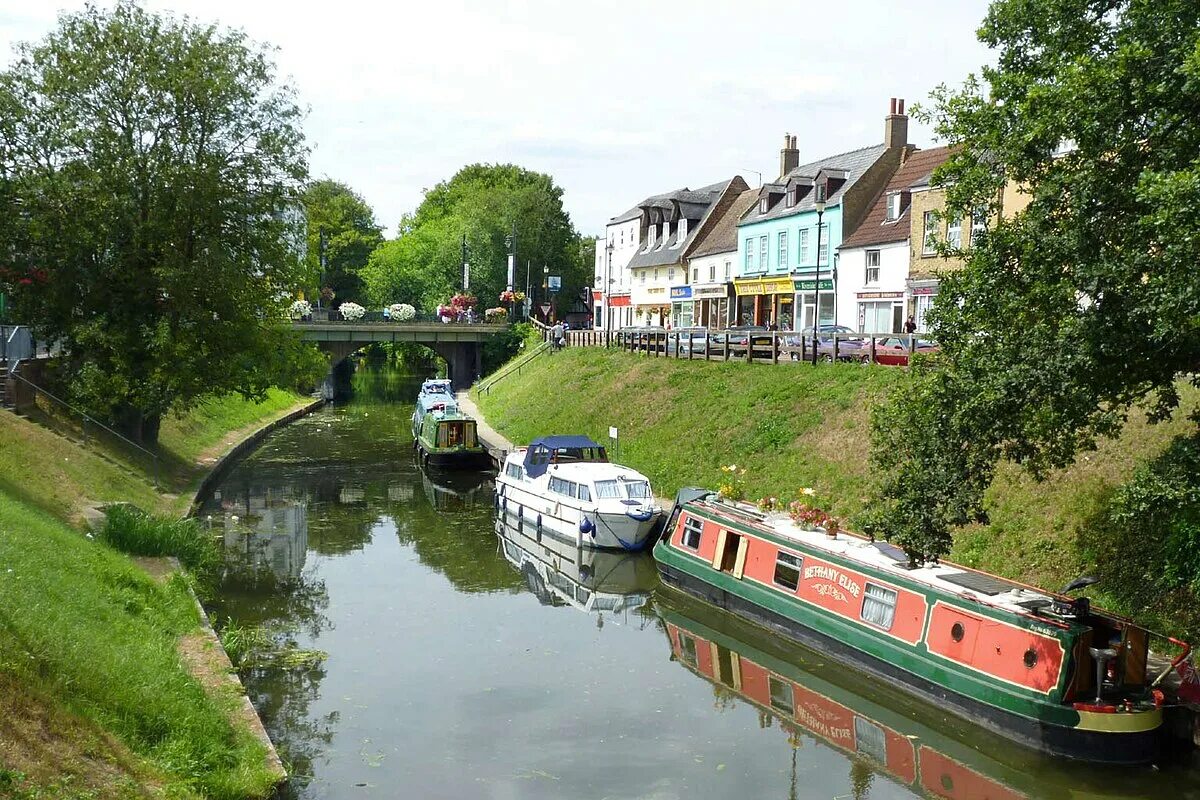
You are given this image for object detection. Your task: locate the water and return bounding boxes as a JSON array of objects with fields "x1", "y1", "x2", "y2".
[{"x1": 200, "y1": 366, "x2": 1200, "y2": 799}]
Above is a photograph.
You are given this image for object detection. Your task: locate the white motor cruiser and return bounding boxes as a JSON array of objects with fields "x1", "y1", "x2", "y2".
[{"x1": 495, "y1": 435, "x2": 662, "y2": 551}]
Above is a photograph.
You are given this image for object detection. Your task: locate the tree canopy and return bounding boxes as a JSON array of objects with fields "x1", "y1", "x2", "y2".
[
  {"x1": 870, "y1": 0, "x2": 1200, "y2": 561},
  {"x1": 302, "y1": 179, "x2": 383, "y2": 306},
  {"x1": 0, "y1": 1, "x2": 311, "y2": 442},
  {"x1": 361, "y1": 163, "x2": 590, "y2": 317}
]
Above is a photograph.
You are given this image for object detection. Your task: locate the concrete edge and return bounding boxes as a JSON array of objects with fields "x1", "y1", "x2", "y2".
[{"x1": 187, "y1": 397, "x2": 326, "y2": 515}]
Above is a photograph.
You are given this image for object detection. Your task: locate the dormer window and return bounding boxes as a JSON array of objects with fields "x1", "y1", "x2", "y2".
[
  {"x1": 787, "y1": 187, "x2": 797, "y2": 207},
  {"x1": 815, "y1": 182, "x2": 827, "y2": 204},
  {"x1": 759, "y1": 197, "x2": 769, "y2": 214},
  {"x1": 886, "y1": 193, "x2": 901, "y2": 221}
]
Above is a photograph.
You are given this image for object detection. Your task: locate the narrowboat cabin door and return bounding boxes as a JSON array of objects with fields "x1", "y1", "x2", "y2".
[{"x1": 436, "y1": 419, "x2": 478, "y2": 450}]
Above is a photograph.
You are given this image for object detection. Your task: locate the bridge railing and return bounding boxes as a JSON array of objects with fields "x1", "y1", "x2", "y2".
[{"x1": 296, "y1": 309, "x2": 507, "y2": 325}]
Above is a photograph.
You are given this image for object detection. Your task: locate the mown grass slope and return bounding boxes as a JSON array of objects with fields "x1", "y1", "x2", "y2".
[
  {"x1": 0, "y1": 492, "x2": 276, "y2": 799},
  {"x1": 475, "y1": 348, "x2": 1199, "y2": 601}
]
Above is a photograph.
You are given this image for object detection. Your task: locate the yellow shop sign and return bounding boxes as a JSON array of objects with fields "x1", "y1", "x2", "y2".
[{"x1": 734, "y1": 278, "x2": 794, "y2": 296}]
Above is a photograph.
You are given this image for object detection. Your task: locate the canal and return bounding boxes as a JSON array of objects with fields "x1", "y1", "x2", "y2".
[{"x1": 200, "y1": 366, "x2": 1200, "y2": 800}]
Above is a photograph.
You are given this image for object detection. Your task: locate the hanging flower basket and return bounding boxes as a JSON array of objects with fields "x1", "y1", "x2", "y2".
[
  {"x1": 288, "y1": 299, "x2": 312, "y2": 320},
  {"x1": 484, "y1": 306, "x2": 508, "y2": 323},
  {"x1": 338, "y1": 302, "x2": 365, "y2": 321},
  {"x1": 498, "y1": 290, "x2": 515, "y2": 303},
  {"x1": 389, "y1": 303, "x2": 416, "y2": 321},
  {"x1": 450, "y1": 293, "x2": 477, "y2": 310}
]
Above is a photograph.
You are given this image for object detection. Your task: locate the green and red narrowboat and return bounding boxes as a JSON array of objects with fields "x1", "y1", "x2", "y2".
[{"x1": 653, "y1": 490, "x2": 1190, "y2": 764}]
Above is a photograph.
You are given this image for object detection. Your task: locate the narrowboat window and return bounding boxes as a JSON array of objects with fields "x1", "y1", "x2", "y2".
[
  {"x1": 853, "y1": 717, "x2": 888, "y2": 763},
  {"x1": 768, "y1": 675, "x2": 794, "y2": 715},
  {"x1": 678, "y1": 633, "x2": 698, "y2": 666},
  {"x1": 773, "y1": 550, "x2": 802, "y2": 591},
  {"x1": 578, "y1": 484, "x2": 592, "y2": 502},
  {"x1": 465, "y1": 423, "x2": 477, "y2": 448},
  {"x1": 594, "y1": 480, "x2": 622, "y2": 499},
  {"x1": 861, "y1": 583, "x2": 898, "y2": 630},
  {"x1": 622, "y1": 479, "x2": 650, "y2": 499},
  {"x1": 682, "y1": 517, "x2": 703, "y2": 550}
]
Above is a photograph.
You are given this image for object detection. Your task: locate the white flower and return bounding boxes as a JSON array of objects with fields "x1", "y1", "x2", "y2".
[
  {"x1": 339, "y1": 302, "x2": 366, "y2": 321},
  {"x1": 288, "y1": 299, "x2": 312, "y2": 319},
  {"x1": 389, "y1": 303, "x2": 416, "y2": 321}
]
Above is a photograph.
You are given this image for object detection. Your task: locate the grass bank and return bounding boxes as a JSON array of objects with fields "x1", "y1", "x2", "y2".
[
  {"x1": 0, "y1": 389, "x2": 313, "y2": 797},
  {"x1": 474, "y1": 348, "x2": 1199, "y2": 622}
]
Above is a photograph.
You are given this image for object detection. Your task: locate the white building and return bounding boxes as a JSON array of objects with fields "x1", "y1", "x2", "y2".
[
  {"x1": 592, "y1": 208, "x2": 641, "y2": 329},
  {"x1": 835, "y1": 146, "x2": 953, "y2": 333}
]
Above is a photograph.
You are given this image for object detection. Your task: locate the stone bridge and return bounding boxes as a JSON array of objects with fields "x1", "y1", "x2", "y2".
[{"x1": 292, "y1": 321, "x2": 509, "y2": 389}]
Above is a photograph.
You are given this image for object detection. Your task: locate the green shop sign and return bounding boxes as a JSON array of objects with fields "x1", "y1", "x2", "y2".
[{"x1": 793, "y1": 279, "x2": 833, "y2": 291}]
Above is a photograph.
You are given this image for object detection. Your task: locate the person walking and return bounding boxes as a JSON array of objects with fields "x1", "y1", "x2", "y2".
[
  {"x1": 551, "y1": 321, "x2": 564, "y2": 352},
  {"x1": 903, "y1": 315, "x2": 918, "y2": 334}
]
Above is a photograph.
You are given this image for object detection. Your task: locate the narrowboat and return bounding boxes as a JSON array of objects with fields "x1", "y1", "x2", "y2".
[
  {"x1": 413, "y1": 406, "x2": 489, "y2": 469},
  {"x1": 411, "y1": 377, "x2": 457, "y2": 438},
  {"x1": 653, "y1": 489, "x2": 1190, "y2": 763},
  {"x1": 495, "y1": 435, "x2": 662, "y2": 551},
  {"x1": 496, "y1": 517, "x2": 655, "y2": 618},
  {"x1": 659, "y1": 598, "x2": 1150, "y2": 799},
  {"x1": 421, "y1": 470, "x2": 490, "y2": 513}
]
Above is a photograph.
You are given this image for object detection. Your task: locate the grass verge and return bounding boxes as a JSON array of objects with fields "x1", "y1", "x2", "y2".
[{"x1": 0, "y1": 492, "x2": 277, "y2": 799}]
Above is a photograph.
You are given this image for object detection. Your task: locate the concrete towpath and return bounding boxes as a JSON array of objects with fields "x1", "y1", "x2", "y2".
[{"x1": 457, "y1": 391, "x2": 513, "y2": 468}]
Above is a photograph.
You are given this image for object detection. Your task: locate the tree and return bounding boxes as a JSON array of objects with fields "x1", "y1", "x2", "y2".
[
  {"x1": 869, "y1": 0, "x2": 1200, "y2": 562},
  {"x1": 0, "y1": 2, "x2": 310, "y2": 443},
  {"x1": 362, "y1": 164, "x2": 589, "y2": 318},
  {"x1": 302, "y1": 179, "x2": 382, "y2": 306}
]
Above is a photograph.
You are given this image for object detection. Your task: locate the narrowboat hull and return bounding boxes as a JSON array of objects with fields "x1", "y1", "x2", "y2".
[
  {"x1": 653, "y1": 497, "x2": 1168, "y2": 764},
  {"x1": 416, "y1": 442, "x2": 490, "y2": 470}
]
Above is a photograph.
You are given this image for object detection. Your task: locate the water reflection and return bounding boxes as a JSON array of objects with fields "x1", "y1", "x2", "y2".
[
  {"x1": 423, "y1": 469, "x2": 491, "y2": 513},
  {"x1": 495, "y1": 517, "x2": 657, "y2": 621}
]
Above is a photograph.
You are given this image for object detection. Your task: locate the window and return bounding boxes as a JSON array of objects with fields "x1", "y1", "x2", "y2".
[
  {"x1": 768, "y1": 675, "x2": 794, "y2": 714},
  {"x1": 639, "y1": 270, "x2": 646, "y2": 285},
  {"x1": 505, "y1": 463, "x2": 523, "y2": 479},
  {"x1": 724, "y1": 261, "x2": 731, "y2": 280},
  {"x1": 922, "y1": 211, "x2": 937, "y2": 255},
  {"x1": 778, "y1": 231, "x2": 788, "y2": 269},
  {"x1": 886, "y1": 193, "x2": 901, "y2": 221},
  {"x1": 682, "y1": 516, "x2": 703, "y2": 550},
  {"x1": 668, "y1": 267, "x2": 675, "y2": 281},
  {"x1": 970, "y1": 207, "x2": 988, "y2": 244},
  {"x1": 745, "y1": 240, "x2": 755, "y2": 271},
  {"x1": 759, "y1": 236, "x2": 768, "y2": 270},
  {"x1": 577, "y1": 484, "x2": 592, "y2": 502},
  {"x1": 865, "y1": 250, "x2": 880, "y2": 284},
  {"x1": 817, "y1": 231, "x2": 828, "y2": 266},
  {"x1": 549, "y1": 476, "x2": 576, "y2": 497},
  {"x1": 946, "y1": 215, "x2": 962, "y2": 249},
  {"x1": 860, "y1": 583, "x2": 898, "y2": 630},
  {"x1": 594, "y1": 480, "x2": 621, "y2": 499},
  {"x1": 787, "y1": 187, "x2": 797, "y2": 207},
  {"x1": 798, "y1": 228, "x2": 810, "y2": 264},
  {"x1": 622, "y1": 479, "x2": 650, "y2": 499},
  {"x1": 709, "y1": 264, "x2": 715, "y2": 281},
  {"x1": 759, "y1": 197, "x2": 769, "y2": 214},
  {"x1": 620, "y1": 230, "x2": 624, "y2": 245},
  {"x1": 693, "y1": 267, "x2": 699, "y2": 282},
  {"x1": 654, "y1": 268, "x2": 661, "y2": 281},
  {"x1": 773, "y1": 550, "x2": 801, "y2": 591},
  {"x1": 678, "y1": 633, "x2": 698, "y2": 665}
]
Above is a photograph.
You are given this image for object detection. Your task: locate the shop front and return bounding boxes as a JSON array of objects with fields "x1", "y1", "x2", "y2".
[
  {"x1": 793, "y1": 277, "x2": 834, "y2": 330},
  {"x1": 603, "y1": 292, "x2": 631, "y2": 329},
  {"x1": 669, "y1": 285, "x2": 694, "y2": 328},
  {"x1": 635, "y1": 286, "x2": 670, "y2": 327},
  {"x1": 856, "y1": 290, "x2": 904, "y2": 334},
  {"x1": 907, "y1": 280, "x2": 939, "y2": 333},
  {"x1": 691, "y1": 284, "x2": 731, "y2": 329},
  {"x1": 733, "y1": 277, "x2": 795, "y2": 328}
]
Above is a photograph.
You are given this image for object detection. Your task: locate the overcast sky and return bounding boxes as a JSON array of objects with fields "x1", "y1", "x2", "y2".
[{"x1": 1, "y1": 1, "x2": 994, "y2": 237}]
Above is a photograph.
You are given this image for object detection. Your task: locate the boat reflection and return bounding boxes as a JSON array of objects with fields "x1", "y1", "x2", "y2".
[
  {"x1": 657, "y1": 597, "x2": 1158, "y2": 800},
  {"x1": 495, "y1": 517, "x2": 657, "y2": 619},
  {"x1": 421, "y1": 467, "x2": 492, "y2": 513}
]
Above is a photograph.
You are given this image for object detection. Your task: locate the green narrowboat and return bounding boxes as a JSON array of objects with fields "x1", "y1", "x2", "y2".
[
  {"x1": 413, "y1": 407, "x2": 489, "y2": 469},
  {"x1": 653, "y1": 489, "x2": 1191, "y2": 764}
]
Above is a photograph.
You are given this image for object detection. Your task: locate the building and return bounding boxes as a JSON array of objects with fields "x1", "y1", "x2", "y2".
[
  {"x1": 593, "y1": 204, "x2": 643, "y2": 330},
  {"x1": 836, "y1": 145, "x2": 955, "y2": 334},
  {"x1": 679, "y1": 186, "x2": 759, "y2": 329},
  {"x1": 622, "y1": 177, "x2": 749, "y2": 327},
  {"x1": 733, "y1": 100, "x2": 914, "y2": 330}
]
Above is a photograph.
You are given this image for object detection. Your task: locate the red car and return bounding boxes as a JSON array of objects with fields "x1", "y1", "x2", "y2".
[{"x1": 870, "y1": 336, "x2": 939, "y2": 366}]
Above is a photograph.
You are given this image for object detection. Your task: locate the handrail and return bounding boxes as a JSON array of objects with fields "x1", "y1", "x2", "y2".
[
  {"x1": 7, "y1": 370, "x2": 159, "y2": 487},
  {"x1": 476, "y1": 342, "x2": 549, "y2": 394}
]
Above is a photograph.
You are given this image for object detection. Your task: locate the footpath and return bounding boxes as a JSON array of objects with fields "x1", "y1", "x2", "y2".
[{"x1": 457, "y1": 390, "x2": 512, "y2": 465}]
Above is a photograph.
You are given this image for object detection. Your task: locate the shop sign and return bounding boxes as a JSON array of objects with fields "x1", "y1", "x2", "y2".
[
  {"x1": 856, "y1": 291, "x2": 903, "y2": 299},
  {"x1": 691, "y1": 284, "x2": 728, "y2": 300},
  {"x1": 734, "y1": 278, "x2": 794, "y2": 296},
  {"x1": 670, "y1": 285, "x2": 693, "y2": 300},
  {"x1": 609, "y1": 294, "x2": 631, "y2": 307},
  {"x1": 592, "y1": 290, "x2": 603, "y2": 301},
  {"x1": 793, "y1": 279, "x2": 834, "y2": 291},
  {"x1": 911, "y1": 286, "x2": 938, "y2": 296},
  {"x1": 648, "y1": 286, "x2": 666, "y2": 295}
]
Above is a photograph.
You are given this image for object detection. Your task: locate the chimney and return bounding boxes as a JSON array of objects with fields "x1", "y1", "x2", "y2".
[
  {"x1": 885, "y1": 97, "x2": 908, "y2": 149},
  {"x1": 779, "y1": 132, "x2": 799, "y2": 178}
]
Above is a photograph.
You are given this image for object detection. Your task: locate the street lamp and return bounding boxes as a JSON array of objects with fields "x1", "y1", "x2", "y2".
[
  {"x1": 543, "y1": 265, "x2": 550, "y2": 324},
  {"x1": 811, "y1": 198, "x2": 826, "y2": 366},
  {"x1": 604, "y1": 240, "x2": 614, "y2": 346}
]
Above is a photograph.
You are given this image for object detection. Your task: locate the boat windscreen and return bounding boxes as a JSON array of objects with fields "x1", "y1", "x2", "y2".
[
  {"x1": 621, "y1": 479, "x2": 650, "y2": 499},
  {"x1": 594, "y1": 480, "x2": 622, "y2": 499}
]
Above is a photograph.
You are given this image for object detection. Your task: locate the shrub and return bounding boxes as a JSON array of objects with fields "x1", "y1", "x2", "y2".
[{"x1": 98, "y1": 505, "x2": 219, "y2": 581}]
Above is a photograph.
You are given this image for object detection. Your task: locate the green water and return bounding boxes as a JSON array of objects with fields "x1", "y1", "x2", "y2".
[{"x1": 200, "y1": 366, "x2": 1200, "y2": 799}]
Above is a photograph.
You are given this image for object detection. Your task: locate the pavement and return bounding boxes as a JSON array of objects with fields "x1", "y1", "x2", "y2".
[{"x1": 457, "y1": 391, "x2": 513, "y2": 467}]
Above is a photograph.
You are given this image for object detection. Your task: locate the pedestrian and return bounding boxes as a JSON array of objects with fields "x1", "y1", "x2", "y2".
[
  {"x1": 551, "y1": 321, "x2": 564, "y2": 352},
  {"x1": 903, "y1": 315, "x2": 918, "y2": 334}
]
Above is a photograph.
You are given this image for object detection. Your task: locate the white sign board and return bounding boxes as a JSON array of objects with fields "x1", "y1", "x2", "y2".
[{"x1": 608, "y1": 426, "x2": 618, "y2": 439}]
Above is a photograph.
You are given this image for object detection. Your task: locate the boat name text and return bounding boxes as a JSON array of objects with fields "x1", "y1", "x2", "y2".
[{"x1": 802, "y1": 564, "x2": 862, "y2": 599}]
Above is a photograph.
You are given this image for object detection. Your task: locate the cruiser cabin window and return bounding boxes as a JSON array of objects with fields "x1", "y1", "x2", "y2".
[
  {"x1": 504, "y1": 463, "x2": 523, "y2": 480},
  {"x1": 861, "y1": 583, "x2": 897, "y2": 630},
  {"x1": 773, "y1": 551, "x2": 802, "y2": 591},
  {"x1": 621, "y1": 479, "x2": 650, "y2": 499},
  {"x1": 594, "y1": 480, "x2": 622, "y2": 499},
  {"x1": 682, "y1": 516, "x2": 703, "y2": 550},
  {"x1": 548, "y1": 476, "x2": 577, "y2": 497}
]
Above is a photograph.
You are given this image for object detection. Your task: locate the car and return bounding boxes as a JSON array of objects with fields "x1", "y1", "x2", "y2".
[
  {"x1": 708, "y1": 325, "x2": 770, "y2": 355},
  {"x1": 782, "y1": 325, "x2": 867, "y2": 362},
  {"x1": 870, "y1": 336, "x2": 940, "y2": 366}
]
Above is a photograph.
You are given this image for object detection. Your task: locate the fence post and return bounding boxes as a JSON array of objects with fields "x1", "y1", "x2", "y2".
[
  {"x1": 833, "y1": 333, "x2": 840, "y2": 362},
  {"x1": 870, "y1": 336, "x2": 877, "y2": 364},
  {"x1": 745, "y1": 335, "x2": 752, "y2": 364},
  {"x1": 771, "y1": 332, "x2": 778, "y2": 365},
  {"x1": 723, "y1": 335, "x2": 729, "y2": 362}
]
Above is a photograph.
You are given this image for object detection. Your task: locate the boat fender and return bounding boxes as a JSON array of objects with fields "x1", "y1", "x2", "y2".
[
  {"x1": 579, "y1": 516, "x2": 595, "y2": 535},
  {"x1": 517, "y1": 505, "x2": 523, "y2": 531},
  {"x1": 626, "y1": 508, "x2": 654, "y2": 522},
  {"x1": 536, "y1": 514, "x2": 543, "y2": 535}
]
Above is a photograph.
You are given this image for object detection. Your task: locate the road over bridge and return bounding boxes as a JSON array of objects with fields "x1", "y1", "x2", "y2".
[{"x1": 292, "y1": 321, "x2": 510, "y2": 388}]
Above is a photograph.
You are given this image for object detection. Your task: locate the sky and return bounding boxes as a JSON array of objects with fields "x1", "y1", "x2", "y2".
[{"x1": 0, "y1": 0, "x2": 995, "y2": 237}]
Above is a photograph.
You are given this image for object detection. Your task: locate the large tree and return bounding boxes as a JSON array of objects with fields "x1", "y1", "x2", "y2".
[
  {"x1": 302, "y1": 179, "x2": 382, "y2": 306},
  {"x1": 361, "y1": 164, "x2": 590, "y2": 317},
  {"x1": 869, "y1": 0, "x2": 1200, "y2": 562},
  {"x1": 0, "y1": 2, "x2": 310, "y2": 443}
]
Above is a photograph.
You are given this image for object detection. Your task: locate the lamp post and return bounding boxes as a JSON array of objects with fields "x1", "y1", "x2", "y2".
[
  {"x1": 811, "y1": 199, "x2": 826, "y2": 365},
  {"x1": 543, "y1": 265, "x2": 550, "y2": 323},
  {"x1": 604, "y1": 239, "x2": 614, "y2": 346},
  {"x1": 505, "y1": 224, "x2": 516, "y2": 322}
]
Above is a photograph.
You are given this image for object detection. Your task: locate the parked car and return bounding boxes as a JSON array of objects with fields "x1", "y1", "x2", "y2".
[
  {"x1": 709, "y1": 325, "x2": 769, "y2": 354},
  {"x1": 871, "y1": 336, "x2": 940, "y2": 366},
  {"x1": 782, "y1": 325, "x2": 867, "y2": 362}
]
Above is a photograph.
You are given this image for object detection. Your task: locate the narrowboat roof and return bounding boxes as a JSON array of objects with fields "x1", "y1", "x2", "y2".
[
  {"x1": 419, "y1": 378, "x2": 453, "y2": 392},
  {"x1": 684, "y1": 497, "x2": 1089, "y2": 627}
]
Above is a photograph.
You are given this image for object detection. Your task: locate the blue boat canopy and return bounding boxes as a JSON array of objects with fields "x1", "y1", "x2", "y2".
[{"x1": 522, "y1": 435, "x2": 608, "y2": 478}]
